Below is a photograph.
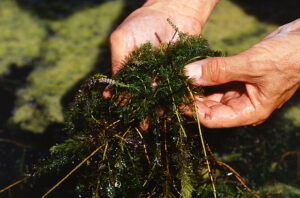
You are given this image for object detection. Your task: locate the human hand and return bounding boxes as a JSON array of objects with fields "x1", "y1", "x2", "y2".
[
  {"x1": 105, "y1": 0, "x2": 219, "y2": 131},
  {"x1": 108, "y1": 0, "x2": 219, "y2": 76},
  {"x1": 183, "y1": 19, "x2": 300, "y2": 128}
]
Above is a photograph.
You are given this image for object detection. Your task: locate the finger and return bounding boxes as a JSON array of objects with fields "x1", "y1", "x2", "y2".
[
  {"x1": 202, "y1": 93, "x2": 223, "y2": 103},
  {"x1": 194, "y1": 94, "x2": 259, "y2": 128},
  {"x1": 184, "y1": 55, "x2": 251, "y2": 86},
  {"x1": 179, "y1": 93, "x2": 222, "y2": 117},
  {"x1": 103, "y1": 85, "x2": 112, "y2": 98},
  {"x1": 139, "y1": 116, "x2": 150, "y2": 132},
  {"x1": 119, "y1": 94, "x2": 131, "y2": 107},
  {"x1": 181, "y1": 92, "x2": 267, "y2": 128},
  {"x1": 110, "y1": 30, "x2": 134, "y2": 76},
  {"x1": 179, "y1": 101, "x2": 211, "y2": 119},
  {"x1": 116, "y1": 92, "x2": 131, "y2": 106}
]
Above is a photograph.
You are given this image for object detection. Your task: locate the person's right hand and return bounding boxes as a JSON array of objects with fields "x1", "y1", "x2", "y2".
[
  {"x1": 108, "y1": 0, "x2": 220, "y2": 77},
  {"x1": 106, "y1": 0, "x2": 219, "y2": 131}
]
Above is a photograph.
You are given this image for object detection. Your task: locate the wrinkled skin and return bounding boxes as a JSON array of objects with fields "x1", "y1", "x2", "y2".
[
  {"x1": 183, "y1": 19, "x2": 300, "y2": 128},
  {"x1": 108, "y1": 0, "x2": 300, "y2": 128}
]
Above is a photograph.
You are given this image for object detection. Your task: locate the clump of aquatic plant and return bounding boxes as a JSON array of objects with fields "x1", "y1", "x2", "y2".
[{"x1": 1, "y1": 22, "x2": 260, "y2": 198}]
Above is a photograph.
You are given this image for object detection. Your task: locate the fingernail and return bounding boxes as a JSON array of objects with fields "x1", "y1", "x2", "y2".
[{"x1": 184, "y1": 63, "x2": 202, "y2": 80}]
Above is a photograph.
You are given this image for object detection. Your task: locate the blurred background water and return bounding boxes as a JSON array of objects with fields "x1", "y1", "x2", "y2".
[{"x1": 0, "y1": 0, "x2": 299, "y2": 197}]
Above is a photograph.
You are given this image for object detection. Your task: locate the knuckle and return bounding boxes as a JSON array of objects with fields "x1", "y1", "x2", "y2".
[
  {"x1": 109, "y1": 29, "x2": 123, "y2": 45},
  {"x1": 207, "y1": 58, "x2": 225, "y2": 83},
  {"x1": 109, "y1": 31, "x2": 116, "y2": 41}
]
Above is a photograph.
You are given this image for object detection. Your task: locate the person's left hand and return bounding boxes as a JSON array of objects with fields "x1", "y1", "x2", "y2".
[{"x1": 182, "y1": 19, "x2": 300, "y2": 128}]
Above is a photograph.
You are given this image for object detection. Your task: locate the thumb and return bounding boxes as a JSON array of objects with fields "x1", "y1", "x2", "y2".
[{"x1": 184, "y1": 55, "x2": 249, "y2": 86}]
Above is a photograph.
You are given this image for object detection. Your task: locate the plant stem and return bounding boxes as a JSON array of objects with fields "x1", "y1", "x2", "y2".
[
  {"x1": 0, "y1": 177, "x2": 27, "y2": 194},
  {"x1": 166, "y1": 75, "x2": 187, "y2": 137},
  {"x1": 41, "y1": 143, "x2": 106, "y2": 198},
  {"x1": 186, "y1": 85, "x2": 217, "y2": 198},
  {"x1": 135, "y1": 128, "x2": 151, "y2": 167}
]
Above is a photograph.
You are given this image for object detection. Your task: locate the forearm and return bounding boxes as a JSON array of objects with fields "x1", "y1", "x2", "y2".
[{"x1": 143, "y1": 0, "x2": 220, "y2": 26}]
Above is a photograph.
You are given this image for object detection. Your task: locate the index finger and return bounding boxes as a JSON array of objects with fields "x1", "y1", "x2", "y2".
[
  {"x1": 182, "y1": 93, "x2": 260, "y2": 128},
  {"x1": 109, "y1": 30, "x2": 134, "y2": 76}
]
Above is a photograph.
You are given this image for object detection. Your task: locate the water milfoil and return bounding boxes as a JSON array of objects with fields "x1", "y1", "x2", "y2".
[{"x1": 1, "y1": 21, "x2": 260, "y2": 198}]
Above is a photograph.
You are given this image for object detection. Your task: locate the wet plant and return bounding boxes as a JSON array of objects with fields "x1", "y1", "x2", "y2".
[{"x1": 0, "y1": 22, "x2": 260, "y2": 198}]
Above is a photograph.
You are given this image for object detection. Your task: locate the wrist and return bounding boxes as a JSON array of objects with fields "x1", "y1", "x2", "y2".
[{"x1": 143, "y1": 0, "x2": 219, "y2": 26}]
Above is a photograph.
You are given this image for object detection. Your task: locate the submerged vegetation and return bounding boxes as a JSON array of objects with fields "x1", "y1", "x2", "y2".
[
  {"x1": 11, "y1": 0, "x2": 124, "y2": 133},
  {"x1": 15, "y1": 23, "x2": 297, "y2": 197},
  {"x1": 0, "y1": 0, "x2": 299, "y2": 197},
  {"x1": 35, "y1": 30, "x2": 231, "y2": 197},
  {"x1": 5, "y1": 27, "x2": 262, "y2": 197}
]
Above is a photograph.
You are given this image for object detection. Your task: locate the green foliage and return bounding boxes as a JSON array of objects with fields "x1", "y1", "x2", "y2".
[
  {"x1": 0, "y1": 0, "x2": 45, "y2": 75},
  {"x1": 260, "y1": 183, "x2": 300, "y2": 198},
  {"x1": 11, "y1": 0, "x2": 123, "y2": 133},
  {"x1": 27, "y1": 24, "x2": 299, "y2": 198},
  {"x1": 0, "y1": 1, "x2": 299, "y2": 196},
  {"x1": 34, "y1": 33, "x2": 300, "y2": 197},
  {"x1": 0, "y1": 0, "x2": 287, "y2": 135},
  {"x1": 33, "y1": 34, "x2": 249, "y2": 197}
]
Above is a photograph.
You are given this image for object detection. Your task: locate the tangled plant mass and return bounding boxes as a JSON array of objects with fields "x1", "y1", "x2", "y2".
[
  {"x1": 62, "y1": 32, "x2": 221, "y2": 197},
  {"x1": 2, "y1": 23, "x2": 260, "y2": 198}
]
